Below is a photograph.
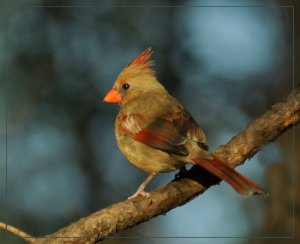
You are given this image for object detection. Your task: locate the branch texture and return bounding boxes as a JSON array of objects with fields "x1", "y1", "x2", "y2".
[{"x1": 31, "y1": 87, "x2": 300, "y2": 243}]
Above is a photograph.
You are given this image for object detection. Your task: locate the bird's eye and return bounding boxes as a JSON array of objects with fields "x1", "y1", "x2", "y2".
[{"x1": 122, "y1": 83, "x2": 130, "y2": 90}]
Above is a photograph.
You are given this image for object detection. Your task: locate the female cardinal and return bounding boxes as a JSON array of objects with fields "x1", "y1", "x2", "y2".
[{"x1": 103, "y1": 47, "x2": 267, "y2": 199}]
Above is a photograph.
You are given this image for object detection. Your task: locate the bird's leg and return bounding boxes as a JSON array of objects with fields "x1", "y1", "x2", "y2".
[{"x1": 128, "y1": 173, "x2": 156, "y2": 199}]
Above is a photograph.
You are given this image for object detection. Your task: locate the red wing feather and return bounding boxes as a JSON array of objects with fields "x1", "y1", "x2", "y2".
[
  {"x1": 133, "y1": 127, "x2": 188, "y2": 156},
  {"x1": 120, "y1": 114, "x2": 188, "y2": 156},
  {"x1": 120, "y1": 111, "x2": 207, "y2": 156}
]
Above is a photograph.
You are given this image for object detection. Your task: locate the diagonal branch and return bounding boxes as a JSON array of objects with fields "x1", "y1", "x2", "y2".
[
  {"x1": 0, "y1": 222, "x2": 36, "y2": 243},
  {"x1": 4, "y1": 86, "x2": 300, "y2": 243}
]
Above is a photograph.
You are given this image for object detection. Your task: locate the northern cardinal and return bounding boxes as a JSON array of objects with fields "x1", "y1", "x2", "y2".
[{"x1": 103, "y1": 47, "x2": 267, "y2": 199}]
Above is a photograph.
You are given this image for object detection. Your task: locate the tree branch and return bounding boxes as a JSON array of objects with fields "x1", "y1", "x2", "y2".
[
  {"x1": 4, "y1": 87, "x2": 300, "y2": 243},
  {"x1": 0, "y1": 221, "x2": 36, "y2": 243}
]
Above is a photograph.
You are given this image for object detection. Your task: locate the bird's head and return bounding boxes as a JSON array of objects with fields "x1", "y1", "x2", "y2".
[{"x1": 103, "y1": 47, "x2": 164, "y2": 105}]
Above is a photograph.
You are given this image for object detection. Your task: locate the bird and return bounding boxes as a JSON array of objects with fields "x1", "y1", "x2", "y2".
[{"x1": 103, "y1": 47, "x2": 267, "y2": 199}]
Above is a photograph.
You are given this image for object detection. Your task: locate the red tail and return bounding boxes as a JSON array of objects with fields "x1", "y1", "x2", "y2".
[{"x1": 192, "y1": 156, "x2": 268, "y2": 196}]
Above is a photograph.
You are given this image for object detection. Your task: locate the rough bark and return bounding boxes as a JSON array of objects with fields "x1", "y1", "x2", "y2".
[{"x1": 3, "y1": 86, "x2": 299, "y2": 243}]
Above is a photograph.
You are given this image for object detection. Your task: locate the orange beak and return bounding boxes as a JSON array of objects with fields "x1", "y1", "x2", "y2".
[{"x1": 103, "y1": 88, "x2": 122, "y2": 103}]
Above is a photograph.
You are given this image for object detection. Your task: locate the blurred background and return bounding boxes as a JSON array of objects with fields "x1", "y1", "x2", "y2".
[{"x1": 0, "y1": 0, "x2": 299, "y2": 243}]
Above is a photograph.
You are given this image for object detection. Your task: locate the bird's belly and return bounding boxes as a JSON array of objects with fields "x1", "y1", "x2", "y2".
[{"x1": 116, "y1": 134, "x2": 184, "y2": 174}]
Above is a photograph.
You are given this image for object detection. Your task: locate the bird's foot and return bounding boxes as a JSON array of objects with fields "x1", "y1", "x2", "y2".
[
  {"x1": 128, "y1": 190, "x2": 150, "y2": 199},
  {"x1": 128, "y1": 174, "x2": 155, "y2": 199}
]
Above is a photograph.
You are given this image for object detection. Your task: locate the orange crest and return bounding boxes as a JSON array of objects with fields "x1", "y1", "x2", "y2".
[
  {"x1": 128, "y1": 47, "x2": 153, "y2": 67},
  {"x1": 118, "y1": 47, "x2": 155, "y2": 81}
]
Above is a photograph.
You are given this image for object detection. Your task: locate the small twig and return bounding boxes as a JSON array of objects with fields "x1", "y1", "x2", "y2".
[{"x1": 0, "y1": 221, "x2": 36, "y2": 243}]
